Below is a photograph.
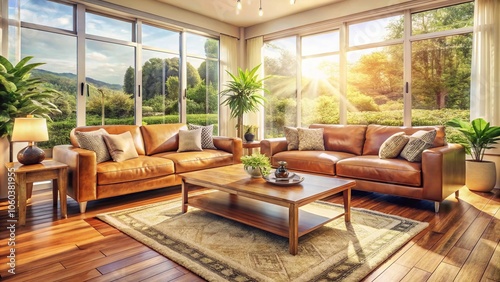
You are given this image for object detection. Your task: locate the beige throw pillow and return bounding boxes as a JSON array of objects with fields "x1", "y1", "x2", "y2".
[
  {"x1": 379, "y1": 132, "x2": 409, "y2": 159},
  {"x1": 103, "y1": 131, "x2": 139, "y2": 162},
  {"x1": 298, "y1": 128, "x2": 325, "y2": 151},
  {"x1": 75, "y1": 128, "x2": 111, "y2": 163},
  {"x1": 177, "y1": 128, "x2": 203, "y2": 152},
  {"x1": 284, "y1": 126, "x2": 299, "y2": 150},
  {"x1": 400, "y1": 130, "x2": 437, "y2": 162}
]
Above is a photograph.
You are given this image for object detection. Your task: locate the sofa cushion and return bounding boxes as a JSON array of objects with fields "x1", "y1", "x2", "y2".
[
  {"x1": 71, "y1": 125, "x2": 145, "y2": 155},
  {"x1": 272, "y1": 150, "x2": 356, "y2": 175},
  {"x1": 103, "y1": 131, "x2": 139, "y2": 162},
  {"x1": 298, "y1": 128, "x2": 325, "y2": 151},
  {"x1": 400, "y1": 130, "x2": 437, "y2": 162},
  {"x1": 188, "y1": 124, "x2": 217, "y2": 149},
  {"x1": 284, "y1": 126, "x2": 300, "y2": 150},
  {"x1": 141, "y1": 123, "x2": 187, "y2": 155},
  {"x1": 177, "y1": 128, "x2": 203, "y2": 152},
  {"x1": 336, "y1": 155, "x2": 422, "y2": 186},
  {"x1": 309, "y1": 124, "x2": 367, "y2": 155},
  {"x1": 96, "y1": 156, "x2": 175, "y2": 185},
  {"x1": 155, "y1": 150, "x2": 235, "y2": 173},
  {"x1": 363, "y1": 125, "x2": 445, "y2": 155},
  {"x1": 379, "y1": 132, "x2": 409, "y2": 159},
  {"x1": 75, "y1": 128, "x2": 111, "y2": 163}
]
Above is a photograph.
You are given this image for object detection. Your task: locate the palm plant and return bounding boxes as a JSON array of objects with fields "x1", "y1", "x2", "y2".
[
  {"x1": 220, "y1": 64, "x2": 269, "y2": 139},
  {"x1": 446, "y1": 118, "x2": 500, "y2": 161},
  {"x1": 0, "y1": 55, "x2": 60, "y2": 139}
]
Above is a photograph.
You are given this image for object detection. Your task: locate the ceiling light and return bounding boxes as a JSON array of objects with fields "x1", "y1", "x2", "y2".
[
  {"x1": 259, "y1": 0, "x2": 263, "y2": 16},
  {"x1": 237, "y1": 0, "x2": 242, "y2": 10}
]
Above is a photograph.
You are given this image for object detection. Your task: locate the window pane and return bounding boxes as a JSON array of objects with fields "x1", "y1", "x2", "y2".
[
  {"x1": 302, "y1": 31, "x2": 339, "y2": 56},
  {"x1": 141, "y1": 50, "x2": 180, "y2": 124},
  {"x1": 347, "y1": 45, "x2": 404, "y2": 125},
  {"x1": 86, "y1": 12, "x2": 132, "y2": 41},
  {"x1": 412, "y1": 2, "x2": 474, "y2": 36},
  {"x1": 19, "y1": 0, "x2": 74, "y2": 30},
  {"x1": 263, "y1": 37, "x2": 297, "y2": 138},
  {"x1": 86, "y1": 39, "x2": 135, "y2": 125},
  {"x1": 301, "y1": 55, "x2": 340, "y2": 126},
  {"x1": 186, "y1": 34, "x2": 219, "y2": 129},
  {"x1": 411, "y1": 34, "x2": 472, "y2": 125},
  {"x1": 142, "y1": 24, "x2": 179, "y2": 51},
  {"x1": 21, "y1": 28, "x2": 77, "y2": 147},
  {"x1": 349, "y1": 15, "x2": 403, "y2": 47}
]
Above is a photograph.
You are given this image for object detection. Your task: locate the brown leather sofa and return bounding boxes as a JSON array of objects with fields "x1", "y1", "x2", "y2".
[
  {"x1": 260, "y1": 124, "x2": 465, "y2": 212},
  {"x1": 53, "y1": 123, "x2": 243, "y2": 213}
]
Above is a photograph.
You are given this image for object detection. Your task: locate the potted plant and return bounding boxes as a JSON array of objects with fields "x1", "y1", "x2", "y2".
[
  {"x1": 220, "y1": 64, "x2": 269, "y2": 140},
  {"x1": 446, "y1": 117, "x2": 500, "y2": 192},
  {"x1": 0, "y1": 55, "x2": 61, "y2": 160},
  {"x1": 240, "y1": 152, "x2": 272, "y2": 178}
]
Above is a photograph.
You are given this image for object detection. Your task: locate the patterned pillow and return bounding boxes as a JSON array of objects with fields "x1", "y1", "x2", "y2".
[
  {"x1": 177, "y1": 128, "x2": 203, "y2": 152},
  {"x1": 284, "y1": 126, "x2": 299, "y2": 150},
  {"x1": 103, "y1": 131, "x2": 139, "y2": 162},
  {"x1": 298, "y1": 128, "x2": 325, "y2": 151},
  {"x1": 75, "y1": 128, "x2": 111, "y2": 163},
  {"x1": 399, "y1": 130, "x2": 437, "y2": 162},
  {"x1": 379, "y1": 132, "x2": 409, "y2": 159},
  {"x1": 187, "y1": 124, "x2": 217, "y2": 149}
]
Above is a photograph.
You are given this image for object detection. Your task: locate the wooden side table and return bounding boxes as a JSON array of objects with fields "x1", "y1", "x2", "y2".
[
  {"x1": 242, "y1": 141, "x2": 261, "y2": 156},
  {"x1": 5, "y1": 160, "x2": 68, "y2": 226}
]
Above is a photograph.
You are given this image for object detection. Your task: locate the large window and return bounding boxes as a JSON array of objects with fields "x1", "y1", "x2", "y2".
[{"x1": 263, "y1": 2, "x2": 473, "y2": 137}]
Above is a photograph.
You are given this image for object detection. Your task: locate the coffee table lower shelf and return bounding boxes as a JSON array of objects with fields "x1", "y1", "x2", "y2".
[{"x1": 187, "y1": 191, "x2": 344, "y2": 239}]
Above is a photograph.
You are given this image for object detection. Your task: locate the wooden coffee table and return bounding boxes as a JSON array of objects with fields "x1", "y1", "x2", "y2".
[{"x1": 180, "y1": 164, "x2": 356, "y2": 255}]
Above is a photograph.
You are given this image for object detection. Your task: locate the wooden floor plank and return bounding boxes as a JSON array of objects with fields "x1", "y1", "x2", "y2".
[{"x1": 0, "y1": 185, "x2": 498, "y2": 281}]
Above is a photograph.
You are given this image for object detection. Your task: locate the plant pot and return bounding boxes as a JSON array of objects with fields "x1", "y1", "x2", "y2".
[
  {"x1": 466, "y1": 160, "x2": 496, "y2": 192},
  {"x1": 244, "y1": 132, "x2": 255, "y2": 142},
  {"x1": 244, "y1": 165, "x2": 262, "y2": 178}
]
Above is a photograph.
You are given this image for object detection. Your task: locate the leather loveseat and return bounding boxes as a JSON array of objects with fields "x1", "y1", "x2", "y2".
[
  {"x1": 260, "y1": 124, "x2": 465, "y2": 212},
  {"x1": 53, "y1": 123, "x2": 242, "y2": 213}
]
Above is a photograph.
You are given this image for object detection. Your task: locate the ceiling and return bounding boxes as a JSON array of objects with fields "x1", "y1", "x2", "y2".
[{"x1": 154, "y1": 0, "x2": 344, "y2": 27}]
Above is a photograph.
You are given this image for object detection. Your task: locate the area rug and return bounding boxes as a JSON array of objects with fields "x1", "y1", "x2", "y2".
[{"x1": 97, "y1": 195, "x2": 428, "y2": 282}]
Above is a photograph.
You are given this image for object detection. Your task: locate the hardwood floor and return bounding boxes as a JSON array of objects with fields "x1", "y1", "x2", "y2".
[{"x1": 0, "y1": 185, "x2": 498, "y2": 281}]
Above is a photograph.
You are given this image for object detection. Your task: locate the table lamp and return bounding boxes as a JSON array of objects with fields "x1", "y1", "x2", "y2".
[{"x1": 11, "y1": 115, "x2": 49, "y2": 165}]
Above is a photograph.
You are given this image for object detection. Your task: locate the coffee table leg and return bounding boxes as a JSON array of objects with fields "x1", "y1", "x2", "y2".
[
  {"x1": 181, "y1": 179, "x2": 188, "y2": 213},
  {"x1": 289, "y1": 204, "x2": 299, "y2": 255},
  {"x1": 343, "y1": 188, "x2": 351, "y2": 222}
]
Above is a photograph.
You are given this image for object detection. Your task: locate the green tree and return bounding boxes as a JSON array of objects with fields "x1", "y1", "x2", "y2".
[{"x1": 123, "y1": 66, "x2": 135, "y2": 94}]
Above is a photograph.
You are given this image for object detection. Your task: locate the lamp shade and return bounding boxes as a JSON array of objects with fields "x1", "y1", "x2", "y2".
[{"x1": 11, "y1": 117, "x2": 49, "y2": 142}]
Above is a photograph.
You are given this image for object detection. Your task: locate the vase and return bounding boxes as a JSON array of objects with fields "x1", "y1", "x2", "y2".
[
  {"x1": 275, "y1": 161, "x2": 289, "y2": 178},
  {"x1": 244, "y1": 165, "x2": 262, "y2": 178},
  {"x1": 466, "y1": 161, "x2": 496, "y2": 192},
  {"x1": 244, "y1": 132, "x2": 255, "y2": 142}
]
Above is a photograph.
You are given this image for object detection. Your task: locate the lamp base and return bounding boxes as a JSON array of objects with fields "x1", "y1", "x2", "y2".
[{"x1": 17, "y1": 145, "x2": 45, "y2": 165}]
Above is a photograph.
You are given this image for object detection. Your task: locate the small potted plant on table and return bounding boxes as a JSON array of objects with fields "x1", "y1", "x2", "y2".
[{"x1": 241, "y1": 152, "x2": 271, "y2": 178}]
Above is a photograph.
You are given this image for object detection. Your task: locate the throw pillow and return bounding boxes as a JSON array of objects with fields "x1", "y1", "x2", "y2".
[
  {"x1": 177, "y1": 128, "x2": 203, "y2": 152},
  {"x1": 298, "y1": 128, "x2": 325, "y2": 151},
  {"x1": 103, "y1": 131, "x2": 139, "y2": 162},
  {"x1": 284, "y1": 126, "x2": 299, "y2": 150},
  {"x1": 379, "y1": 132, "x2": 409, "y2": 159},
  {"x1": 187, "y1": 124, "x2": 217, "y2": 149},
  {"x1": 75, "y1": 128, "x2": 111, "y2": 163},
  {"x1": 400, "y1": 130, "x2": 437, "y2": 162}
]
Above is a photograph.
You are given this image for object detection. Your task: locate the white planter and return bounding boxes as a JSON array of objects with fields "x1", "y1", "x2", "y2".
[
  {"x1": 244, "y1": 166, "x2": 262, "y2": 178},
  {"x1": 466, "y1": 160, "x2": 497, "y2": 192}
]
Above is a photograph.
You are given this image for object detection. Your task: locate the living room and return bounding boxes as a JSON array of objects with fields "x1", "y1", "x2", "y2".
[{"x1": 0, "y1": 0, "x2": 498, "y2": 281}]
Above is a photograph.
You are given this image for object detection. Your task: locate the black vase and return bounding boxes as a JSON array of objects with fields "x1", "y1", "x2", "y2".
[{"x1": 244, "y1": 132, "x2": 255, "y2": 142}]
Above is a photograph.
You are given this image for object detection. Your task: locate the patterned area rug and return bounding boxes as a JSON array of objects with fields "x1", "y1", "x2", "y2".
[{"x1": 98, "y1": 195, "x2": 428, "y2": 282}]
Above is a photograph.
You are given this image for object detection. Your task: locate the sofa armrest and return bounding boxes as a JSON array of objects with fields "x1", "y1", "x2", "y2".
[
  {"x1": 260, "y1": 138, "x2": 288, "y2": 158},
  {"x1": 213, "y1": 136, "x2": 243, "y2": 164},
  {"x1": 53, "y1": 145, "x2": 98, "y2": 202},
  {"x1": 422, "y1": 144, "x2": 465, "y2": 201}
]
